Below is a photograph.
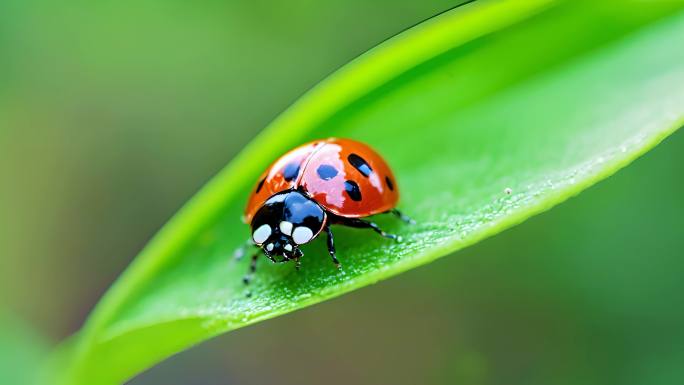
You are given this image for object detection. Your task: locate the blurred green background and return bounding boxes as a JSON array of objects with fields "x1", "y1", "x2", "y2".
[{"x1": 1, "y1": 0, "x2": 682, "y2": 384}]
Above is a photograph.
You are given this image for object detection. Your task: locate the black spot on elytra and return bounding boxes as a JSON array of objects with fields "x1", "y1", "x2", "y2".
[
  {"x1": 316, "y1": 164, "x2": 338, "y2": 180},
  {"x1": 344, "y1": 180, "x2": 362, "y2": 201},
  {"x1": 347, "y1": 153, "x2": 372, "y2": 177},
  {"x1": 256, "y1": 178, "x2": 266, "y2": 193},
  {"x1": 385, "y1": 176, "x2": 394, "y2": 191},
  {"x1": 283, "y1": 163, "x2": 300, "y2": 182}
]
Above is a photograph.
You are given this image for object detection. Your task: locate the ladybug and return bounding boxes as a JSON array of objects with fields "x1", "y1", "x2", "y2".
[{"x1": 240, "y1": 138, "x2": 412, "y2": 283}]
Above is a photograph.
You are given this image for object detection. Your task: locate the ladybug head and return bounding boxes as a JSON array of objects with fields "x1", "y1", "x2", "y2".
[
  {"x1": 257, "y1": 232, "x2": 304, "y2": 262},
  {"x1": 250, "y1": 190, "x2": 326, "y2": 261}
]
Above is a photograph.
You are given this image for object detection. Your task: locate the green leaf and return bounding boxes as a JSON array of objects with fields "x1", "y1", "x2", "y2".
[{"x1": 58, "y1": 1, "x2": 684, "y2": 383}]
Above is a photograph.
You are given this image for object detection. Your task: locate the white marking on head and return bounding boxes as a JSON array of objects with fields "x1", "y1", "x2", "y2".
[
  {"x1": 252, "y1": 224, "x2": 271, "y2": 244},
  {"x1": 279, "y1": 221, "x2": 293, "y2": 235},
  {"x1": 292, "y1": 226, "x2": 314, "y2": 245},
  {"x1": 266, "y1": 243, "x2": 274, "y2": 252},
  {"x1": 284, "y1": 244, "x2": 293, "y2": 252}
]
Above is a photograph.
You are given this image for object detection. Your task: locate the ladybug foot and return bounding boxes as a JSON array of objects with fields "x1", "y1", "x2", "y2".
[
  {"x1": 389, "y1": 209, "x2": 415, "y2": 225},
  {"x1": 379, "y1": 231, "x2": 402, "y2": 243},
  {"x1": 376, "y1": 229, "x2": 404, "y2": 243}
]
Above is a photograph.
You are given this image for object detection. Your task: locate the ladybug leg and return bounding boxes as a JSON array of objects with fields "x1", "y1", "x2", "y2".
[
  {"x1": 338, "y1": 217, "x2": 403, "y2": 243},
  {"x1": 388, "y1": 209, "x2": 416, "y2": 225},
  {"x1": 293, "y1": 248, "x2": 304, "y2": 271},
  {"x1": 325, "y1": 225, "x2": 341, "y2": 269},
  {"x1": 242, "y1": 251, "x2": 260, "y2": 285}
]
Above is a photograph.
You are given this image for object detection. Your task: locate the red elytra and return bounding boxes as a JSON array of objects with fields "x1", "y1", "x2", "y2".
[{"x1": 244, "y1": 138, "x2": 399, "y2": 223}]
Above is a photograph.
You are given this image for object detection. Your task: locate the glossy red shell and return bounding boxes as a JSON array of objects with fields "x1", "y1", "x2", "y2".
[{"x1": 244, "y1": 138, "x2": 399, "y2": 223}]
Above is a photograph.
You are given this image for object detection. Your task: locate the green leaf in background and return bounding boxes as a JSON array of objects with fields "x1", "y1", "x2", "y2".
[{"x1": 57, "y1": 1, "x2": 684, "y2": 383}]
